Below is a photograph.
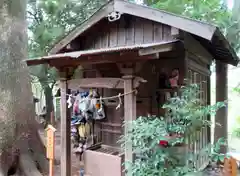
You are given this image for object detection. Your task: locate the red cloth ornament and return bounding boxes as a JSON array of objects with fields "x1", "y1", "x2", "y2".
[
  {"x1": 169, "y1": 69, "x2": 179, "y2": 88},
  {"x1": 159, "y1": 140, "x2": 169, "y2": 147},
  {"x1": 73, "y1": 100, "x2": 79, "y2": 113}
]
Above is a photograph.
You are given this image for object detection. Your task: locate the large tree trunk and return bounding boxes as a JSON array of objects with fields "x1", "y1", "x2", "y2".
[
  {"x1": 38, "y1": 65, "x2": 55, "y2": 125},
  {"x1": 0, "y1": 0, "x2": 48, "y2": 175},
  {"x1": 42, "y1": 83, "x2": 54, "y2": 124}
]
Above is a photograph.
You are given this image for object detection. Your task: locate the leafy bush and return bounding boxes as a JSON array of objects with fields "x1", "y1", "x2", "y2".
[
  {"x1": 119, "y1": 84, "x2": 226, "y2": 176},
  {"x1": 232, "y1": 116, "x2": 240, "y2": 138}
]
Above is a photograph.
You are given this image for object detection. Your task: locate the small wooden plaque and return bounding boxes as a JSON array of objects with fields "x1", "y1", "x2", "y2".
[
  {"x1": 223, "y1": 157, "x2": 238, "y2": 176},
  {"x1": 46, "y1": 125, "x2": 56, "y2": 160}
]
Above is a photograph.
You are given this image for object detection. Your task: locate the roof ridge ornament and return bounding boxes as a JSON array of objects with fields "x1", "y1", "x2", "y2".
[{"x1": 108, "y1": 11, "x2": 121, "y2": 22}]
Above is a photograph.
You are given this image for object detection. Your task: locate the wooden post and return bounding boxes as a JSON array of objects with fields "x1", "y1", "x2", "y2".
[
  {"x1": 215, "y1": 60, "x2": 228, "y2": 153},
  {"x1": 50, "y1": 111, "x2": 55, "y2": 127},
  {"x1": 60, "y1": 77, "x2": 71, "y2": 176},
  {"x1": 49, "y1": 160, "x2": 54, "y2": 176},
  {"x1": 123, "y1": 75, "x2": 136, "y2": 175},
  {"x1": 46, "y1": 125, "x2": 57, "y2": 176}
]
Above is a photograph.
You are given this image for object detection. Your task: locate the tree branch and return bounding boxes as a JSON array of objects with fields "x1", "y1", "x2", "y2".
[
  {"x1": 50, "y1": 81, "x2": 56, "y2": 90},
  {"x1": 27, "y1": 10, "x2": 40, "y2": 24}
]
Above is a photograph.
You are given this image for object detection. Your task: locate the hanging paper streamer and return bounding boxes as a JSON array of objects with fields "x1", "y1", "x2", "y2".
[
  {"x1": 116, "y1": 93, "x2": 122, "y2": 110},
  {"x1": 67, "y1": 89, "x2": 137, "y2": 157},
  {"x1": 67, "y1": 95, "x2": 73, "y2": 108},
  {"x1": 70, "y1": 89, "x2": 106, "y2": 157}
]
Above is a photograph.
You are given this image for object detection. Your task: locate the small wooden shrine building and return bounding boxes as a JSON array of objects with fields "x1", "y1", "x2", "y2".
[{"x1": 26, "y1": 0, "x2": 239, "y2": 175}]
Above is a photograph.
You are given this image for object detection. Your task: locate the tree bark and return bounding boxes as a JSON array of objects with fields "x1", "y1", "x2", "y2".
[
  {"x1": 41, "y1": 82, "x2": 54, "y2": 124},
  {"x1": 0, "y1": 0, "x2": 48, "y2": 175}
]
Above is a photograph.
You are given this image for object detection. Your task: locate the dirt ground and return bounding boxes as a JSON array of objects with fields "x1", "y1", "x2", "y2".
[
  {"x1": 39, "y1": 128, "x2": 83, "y2": 176},
  {"x1": 40, "y1": 126, "x2": 240, "y2": 176}
]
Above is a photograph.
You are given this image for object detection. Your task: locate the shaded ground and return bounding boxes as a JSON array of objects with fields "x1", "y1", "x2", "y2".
[
  {"x1": 39, "y1": 127, "x2": 83, "y2": 176},
  {"x1": 202, "y1": 163, "x2": 240, "y2": 176},
  {"x1": 202, "y1": 165, "x2": 223, "y2": 176},
  {"x1": 39, "y1": 125, "x2": 240, "y2": 176}
]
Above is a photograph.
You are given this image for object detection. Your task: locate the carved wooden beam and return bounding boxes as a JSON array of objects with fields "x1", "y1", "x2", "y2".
[
  {"x1": 138, "y1": 43, "x2": 173, "y2": 56},
  {"x1": 55, "y1": 77, "x2": 147, "y2": 90},
  {"x1": 117, "y1": 62, "x2": 144, "y2": 75}
]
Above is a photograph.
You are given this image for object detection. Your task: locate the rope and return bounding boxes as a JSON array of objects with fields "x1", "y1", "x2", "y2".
[
  {"x1": 66, "y1": 89, "x2": 137, "y2": 109},
  {"x1": 66, "y1": 89, "x2": 137, "y2": 101}
]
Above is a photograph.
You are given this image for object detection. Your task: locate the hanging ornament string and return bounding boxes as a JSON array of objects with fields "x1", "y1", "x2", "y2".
[
  {"x1": 115, "y1": 93, "x2": 122, "y2": 110},
  {"x1": 66, "y1": 89, "x2": 137, "y2": 109},
  {"x1": 66, "y1": 89, "x2": 137, "y2": 100}
]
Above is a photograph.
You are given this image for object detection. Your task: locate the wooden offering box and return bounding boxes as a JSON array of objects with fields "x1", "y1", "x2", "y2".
[{"x1": 84, "y1": 144, "x2": 124, "y2": 176}]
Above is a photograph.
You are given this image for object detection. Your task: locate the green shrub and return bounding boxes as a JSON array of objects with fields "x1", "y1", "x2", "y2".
[{"x1": 119, "y1": 84, "x2": 226, "y2": 176}]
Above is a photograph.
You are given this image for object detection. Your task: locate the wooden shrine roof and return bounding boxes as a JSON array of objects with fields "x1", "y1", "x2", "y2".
[
  {"x1": 47, "y1": 0, "x2": 238, "y2": 66},
  {"x1": 26, "y1": 40, "x2": 179, "y2": 67}
]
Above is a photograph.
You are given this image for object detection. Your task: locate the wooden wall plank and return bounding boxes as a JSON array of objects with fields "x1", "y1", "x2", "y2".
[
  {"x1": 163, "y1": 25, "x2": 172, "y2": 40},
  {"x1": 134, "y1": 17, "x2": 144, "y2": 44},
  {"x1": 101, "y1": 26, "x2": 109, "y2": 48},
  {"x1": 78, "y1": 16, "x2": 174, "y2": 50},
  {"x1": 125, "y1": 17, "x2": 135, "y2": 45},
  {"x1": 153, "y1": 23, "x2": 163, "y2": 42},
  {"x1": 184, "y1": 33, "x2": 213, "y2": 65},
  {"x1": 95, "y1": 34, "x2": 102, "y2": 49},
  {"x1": 143, "y1": 19, "x2": 153, "y2": 43},
  {"x1": 117, "y1": 18, "x2": 126, "y2": 46},
  {"x1": 109, "y1": 22, "x2": 118, "y2": 47},
  {"x1": 84, "y1": 35, "x2": 93, "y2": 49}
]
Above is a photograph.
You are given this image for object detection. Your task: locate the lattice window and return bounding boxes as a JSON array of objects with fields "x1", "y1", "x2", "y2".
[{"x1": 187, "y1": 68, "x2": 209, "y2": 168}]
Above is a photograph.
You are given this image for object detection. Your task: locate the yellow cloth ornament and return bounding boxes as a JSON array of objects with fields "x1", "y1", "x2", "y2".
[
  {"x1": 78, "y1": 123, "x2": 86, "y2": 138},
  {"x1": 78, "y1": 122, "x2": 91, "y2": 138}
]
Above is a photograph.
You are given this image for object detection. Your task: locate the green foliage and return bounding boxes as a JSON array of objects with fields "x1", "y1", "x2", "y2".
[
  {"x1": 233, "y1": 87, "x2": 240, "y2": 94},
  {"x1": 143, "y1": 0, "x2": 240, "y2": 53},
  {"x1": 211, "y1": 138, "x2": 229, "y2": 163},
  {"x1": 119, "y1": 84, "x2": 226, "y2": 176},
  {"x1": 27, "y1": 0, "x2": 106, "y2": 58},
  {"x1": 231, "y1": 88, "x2": 240, "y2": 138},
  {"x1": 231, "y1": 116, "x2": 240, "y2": 138},
  {"x1": 164, "y1": 84, "x2": 225, "y2": 136},
  {"x1": 27, "y1": 0, "x2": 106, "y2": 118},
  {"x1": 27, "y1": 0, "x2": 106, "y2": 84}
]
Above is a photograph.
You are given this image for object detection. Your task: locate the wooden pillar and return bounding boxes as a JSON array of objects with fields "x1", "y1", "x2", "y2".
[
  {"x1": 215, "y1": 60, "x2": 228, "y2": 153},
  {"x1": 118, "y1": 62, "x2": 143, "y2": 176},
  {"x1": 60, "y1": 77, "x2": 71, "y2": 176},
  {"x1": 122, "y1": 75, "x2": 136, "y2": 176}
]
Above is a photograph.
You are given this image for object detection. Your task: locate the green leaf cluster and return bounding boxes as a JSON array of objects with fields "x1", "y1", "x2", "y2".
[
  {"x1": 164, "y1": 84, "x2": 225, "y2": 136},
  {"x1": 119, "y1": 84, "x2": 227, "y2": 176},
  {"x1": 143, "y1": 0, "x2": 240, "y2": 53},
  {"x1": 27, "y1": 0, "x2": 106, "y2": 85}
]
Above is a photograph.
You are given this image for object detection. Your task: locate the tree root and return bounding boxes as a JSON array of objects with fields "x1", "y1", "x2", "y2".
[
  {"x1": 19, "y1": 154, "x2": 42, "y2": 176},
  {"x1": 28, "y1": 127, "x2": 48, "y2": 174}
]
